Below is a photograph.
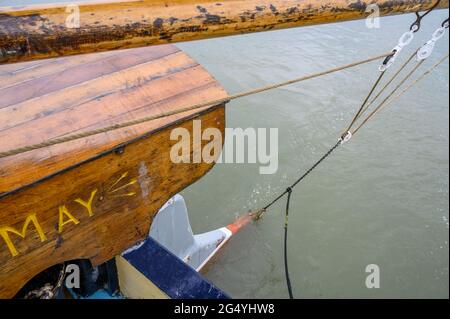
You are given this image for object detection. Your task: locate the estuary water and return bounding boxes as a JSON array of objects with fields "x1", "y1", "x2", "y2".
[
  {"x1": 178, "y1": 11, "x2": 449, "y2": 298},
  {"x1": 1, "y1": 1, "x2": 448, "y2": 298}
]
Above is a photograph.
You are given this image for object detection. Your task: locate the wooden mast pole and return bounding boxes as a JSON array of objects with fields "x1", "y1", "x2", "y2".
[{"x1": 1, "y1": 0, "x2": 448, "y2": 64}]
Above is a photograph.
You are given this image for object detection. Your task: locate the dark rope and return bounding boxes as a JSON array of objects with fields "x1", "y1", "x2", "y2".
[
  {"x1": 259, "y1": 139, "x2": 342, "y2": 300},
  {"x1": 284, "y1": 187, "x2": 294, "y2": 299},
  {"x1": 264, "y1": 139, "x2": 343, "y2": 299},
  {"x1": 258, "y1": 44, "x2": 417, "y2": 299},
  {"x1": 343, "y1": 71, "x2": 385, "y2": 136},
  {"x1": 355, "y1": 51, "x2": 418, "y2": 122},
  {"x1": 263, "y1": 139, "x2": 342, "y2": 212},
  {"x1": 352, "y1": 60, "x2": 425, "y2": 135}
]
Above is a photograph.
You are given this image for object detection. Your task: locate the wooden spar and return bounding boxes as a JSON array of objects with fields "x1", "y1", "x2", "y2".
[{"x1": 1, "y1": 0, "x2": 448, "y2": 64}]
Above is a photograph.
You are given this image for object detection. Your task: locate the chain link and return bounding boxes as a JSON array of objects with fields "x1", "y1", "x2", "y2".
[
  {"x1": 379, "y1": 0, "x2": 442, "y2": 72},
  {"x1": 417, "y1": 19, "x2": 449, "y2": 61},
  {"x1": 379, "y1": 30, "x2": 416, "y2": 71}
]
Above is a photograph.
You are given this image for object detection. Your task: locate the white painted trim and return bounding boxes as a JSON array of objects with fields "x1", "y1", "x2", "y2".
[{"x1": 196, "y1": 227, "x2": 233, "y2": 272}]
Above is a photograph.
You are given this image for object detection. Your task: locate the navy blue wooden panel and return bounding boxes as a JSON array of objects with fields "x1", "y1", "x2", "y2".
[{"x1": 122, "y1": 237, "x2": 230, "y2": 299}]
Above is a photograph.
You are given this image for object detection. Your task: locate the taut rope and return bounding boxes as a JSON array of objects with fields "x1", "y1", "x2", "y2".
[{"x1": 0, "y1": 52, "x2": 391, "y2": 159}]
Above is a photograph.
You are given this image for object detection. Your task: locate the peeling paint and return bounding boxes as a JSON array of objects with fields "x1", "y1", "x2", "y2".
[
  {"x1": 349, "y1": 0, "x2": 368, "y2": 11},
  {"x1": 138, "y1": 161, "x2": 151, "y2": 199},
  {"x1": 269, "y1": 4, "x2": 279, "y2": 14},
  {"x1": 153, "y1": 17, "x2": 164, "y2": 29},
  {"x1": 196, "y1": 5, "x2": 208, "y2": 13}
]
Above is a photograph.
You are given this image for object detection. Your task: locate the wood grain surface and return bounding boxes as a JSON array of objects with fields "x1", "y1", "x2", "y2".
[
  {"x1": 1, "y1": 0, "x2": 447, "y2": 64},
  {"x1": 0, "y1": 44, "x2": 227, "y2": 298}
]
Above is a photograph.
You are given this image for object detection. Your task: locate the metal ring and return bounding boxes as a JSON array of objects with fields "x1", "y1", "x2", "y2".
[
  {"x1": 442, "y1": 18, "x2": 449, "y2": 28},
  {"x1": 417, "y1": 41, "x2": 435, "y2": 60},
  {"x1": 432, "y1": 27, "x2": 446, "y2": 41},
  {"x1": 340, "y1": 131, "x2": 352, "y2": 144},
  {"x1": 398, "y1": 31, "x2": 415, "y2": 47},
  {"x1": 379, "y1": 47, "x2": 400, "y2": 71},
  {"x1": 410, "y1": 23, "x2": 420, "y2": 33}
]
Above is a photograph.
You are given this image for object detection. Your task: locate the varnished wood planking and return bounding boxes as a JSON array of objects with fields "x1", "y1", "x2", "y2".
[
  {"x1": 0, "y1": 50, "x2": 196, "y2": 130},
  {"x1": 0, "y1": 65, "x2": 212, "y2": 147},
  {"x1": 0, "y1": 0, "x2": 447, "y2": 64},
  {"x1": 0, "y1": 45, "x2": 180, "y2": 108},
  {"x1": 0, "y1": 48, "x2": 134, "y2": 90},
  {"x1": 0, "y1": 44, "x2": 228, "y2": 194},
  {"x1": 0, "y1": 105, "x2": 225, "y2": 298}
]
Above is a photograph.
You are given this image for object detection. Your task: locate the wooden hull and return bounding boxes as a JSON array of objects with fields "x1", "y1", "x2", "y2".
[
  {"x1": 0, "y1": 106, "x2": 225, "y2": 298},
  {"x1": 0, "y1": 45, "x2": 227, "y2": 298}
]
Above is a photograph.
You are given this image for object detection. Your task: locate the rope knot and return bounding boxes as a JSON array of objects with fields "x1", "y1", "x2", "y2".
[
  {"x1": 286, "y1": 187, "x2": 292, "y2": 194},
  {"x1": 252, "y1": 208, "x2": 266, "y2": 221}
]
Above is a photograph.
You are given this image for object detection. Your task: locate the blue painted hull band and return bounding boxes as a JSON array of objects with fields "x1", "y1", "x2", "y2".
[{"x1": 122, "y1": 237, "x2": 230, "y2": 299}]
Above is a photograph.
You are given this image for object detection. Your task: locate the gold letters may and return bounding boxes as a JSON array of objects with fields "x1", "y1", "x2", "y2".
[{"x1": 0, "y1": 189, "x2": 98, "y2": 258}]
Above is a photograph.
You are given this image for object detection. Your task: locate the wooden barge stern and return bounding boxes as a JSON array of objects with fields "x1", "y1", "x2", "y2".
[{"x1": 0, "y1": 44, "x2": 227, "y2": 298}]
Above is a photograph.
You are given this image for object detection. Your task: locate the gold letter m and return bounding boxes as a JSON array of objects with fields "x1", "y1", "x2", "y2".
[{"x1": 0, "y1": 213, "x2": 47, "y2": 257}]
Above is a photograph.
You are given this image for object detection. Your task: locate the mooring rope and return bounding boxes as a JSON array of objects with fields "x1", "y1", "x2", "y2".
[
  {"x1": 284, "y1": 187, "x2": 294, "y2": 299},
  {"x1": 348, "y1": 59, "x2": 425, "y2": 135},
  {"x1": 353, "y1": 53, "x2": 449, "y2": 135},
  {"x1": 353, "y1": 51, "x2": 418, "y2": 124},
  {"x1": 262, "y1": 53, "x2": 449, "y2": 219},
  {"x1": 342, "y1": 71, "x2": 386, "y2": 135},
  {"x1": 351, "y1": 60, "x2": 425, "y2": 133},
  {"x1": 0, "y1": 52, "x2": 392, "y2": 159}
]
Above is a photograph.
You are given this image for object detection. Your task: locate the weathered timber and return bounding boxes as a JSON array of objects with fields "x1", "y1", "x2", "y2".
[
  {"x1": 0, "y1": 0, "x2": 448, "y2": 64},
  {"x1": 0, "y1": 44, "x2": 227, "y2": 298}
]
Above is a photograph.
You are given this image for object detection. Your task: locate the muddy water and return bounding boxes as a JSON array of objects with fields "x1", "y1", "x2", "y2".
[{"x1": 177, "y1": 11, "x2": 449, "y2": 298}]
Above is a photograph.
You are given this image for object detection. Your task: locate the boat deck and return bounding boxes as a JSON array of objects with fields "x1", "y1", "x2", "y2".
[
  {"x1": 0, "y1": 44, "x2": 228, "y2": 195},
  {"x1": 0, "y1": 45, "x2": 228, "y2": 298}
]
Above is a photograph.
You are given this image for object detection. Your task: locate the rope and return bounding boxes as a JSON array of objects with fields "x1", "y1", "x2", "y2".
[
  {"x1": 259, "y1": 139, "x2": 342, "y2": 299},
  {"x1": 260, "y1": 140, "x2": 342, "y2": 213},
  {"x1": 353, "y1": 51, "x2": 417, "y2": 124},
  {"x1": 24, "y1": 262, "x2": 66, "y2": 299},
  {"x1": 284, "y1": 187, "x2": 294, "y2": 299},
  {"x1": 345, "y1": 49, "x2": 424, "y2": 135},
  {"x1": 0, "y1": 52, "x2": 391, "y2": 159},
  {"x1": 260, "y1": 50, "x2": 418, "y2": 216},
  {"x1": 342, "y1": 71, "x2": 386, "y2": 136},
  {"x1": 353, "y1": 53, "x2": 449, "y2": 135},
  {"x1": 351, "y1": 60, "x2": 425, "y2": 134}
]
